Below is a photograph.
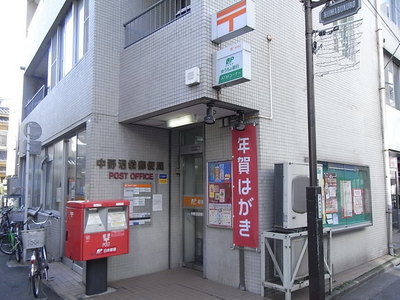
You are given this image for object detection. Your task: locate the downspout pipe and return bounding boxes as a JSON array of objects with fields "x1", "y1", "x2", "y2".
[{"x1": 375, "y1": 2, "x2": 394, "y2": 255}]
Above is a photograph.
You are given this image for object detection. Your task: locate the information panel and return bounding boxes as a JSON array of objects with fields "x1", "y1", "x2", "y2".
[
  {"x1": 123, "y1": 183, "x2": 152, "y2": 226},
  {"x1": 207, "y1": 161, "x2": 232, "y2": 228},
  {"x1": 321, "y1": 162, "x2": 372, "y2": 229}
]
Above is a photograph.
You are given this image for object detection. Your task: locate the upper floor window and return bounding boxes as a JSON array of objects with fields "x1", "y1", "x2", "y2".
[
  {"x1": 382, "y1": 0, "x2": 400, "y2": 25},
  {"x1": 124, "y1": 0, "x2": 191, "y2": 47},
  {"x1": 384, "y1": 54, "x2": 400, "y2": 110},
  {"x1": 62, "y1": 7, "x2": 74, "y2": 76},
  {"x1": 47, "y1": 0, "x2": 89, "y2": 91}
]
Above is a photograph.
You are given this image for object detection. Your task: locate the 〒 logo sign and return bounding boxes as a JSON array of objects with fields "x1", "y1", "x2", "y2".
[
  {"x1": 217, "y1": 0, "x2": 247, "y2": 33},
  {"x1": 211, "y1": 0, "x2": 255, "y2": 44}
]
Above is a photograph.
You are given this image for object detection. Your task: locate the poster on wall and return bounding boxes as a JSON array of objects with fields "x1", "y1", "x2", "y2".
[
  {"x1": 341, "y1": 180, "x2": 353, "y2": 218},
  {"x1": 352, "y1": 188, "x2": 364, "y2": 215},
  {"x1": 207, "y1": 161, "x2": 232, "y2": 228},
  {"x1": 232, "y1": 124, "x2": 259, "y2": 248},
  {"x1": 324, "y1": 173, "x2": 338, "y2": 213}
]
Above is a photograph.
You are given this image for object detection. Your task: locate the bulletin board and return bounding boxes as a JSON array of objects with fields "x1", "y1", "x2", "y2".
[
  {"x1": 123, "y1": 183, "x2": 152, "y2": 226},
  {"x1": 322, "y1": 162, "x2": 372, "y2": 229},
  {"x1": 207, "y1": 161, "x2": 233, "y2": 228}
]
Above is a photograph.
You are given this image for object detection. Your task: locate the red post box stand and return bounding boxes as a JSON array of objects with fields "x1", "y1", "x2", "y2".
[{"x1": 65, "y1": 200, "x2": 130, "y2": 295}]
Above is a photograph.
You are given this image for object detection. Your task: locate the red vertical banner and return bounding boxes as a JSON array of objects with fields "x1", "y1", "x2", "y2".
[{"x1": 232, "y1": 124, "x2": 259, "y2": 248}]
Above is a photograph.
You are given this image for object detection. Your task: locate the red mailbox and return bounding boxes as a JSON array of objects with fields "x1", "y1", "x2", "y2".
[{"x1": 65, "y1": 200, "x2": 129, "y2": 261}]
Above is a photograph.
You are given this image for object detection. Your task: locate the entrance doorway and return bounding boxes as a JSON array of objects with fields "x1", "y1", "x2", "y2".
[{"x1": 180, "y1": 127, "x2": 204, "y2": 270}]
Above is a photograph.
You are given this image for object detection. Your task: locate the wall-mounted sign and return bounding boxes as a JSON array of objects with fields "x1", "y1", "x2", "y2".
[
  {"x1": 213, "y1": 41, "x2": 251, "y2": 88},
  {"x1": 96, "y1": 158, "x2": 164, "y2": 171},
  {"x1": 320, "y1": 0, "x2": 361, "y2": 25},
  {"x1": 96, "y1": 158, "x2": 165, "y2": 180},
  {"x1": 123, "y1": 183, "x2": 152, "y2": 226},
  {"x1": 207, "y1": 161, "x2": 232, "y2": 228},
  {"x1": 211, "y1": 0, "x2": 255, "y2": 44},
  {"x1": 183, "y1": 196, "x2": 204, "y2": 208},
  {"x1": 158, "y1": 174, "x2": 168, "y2": 184}
]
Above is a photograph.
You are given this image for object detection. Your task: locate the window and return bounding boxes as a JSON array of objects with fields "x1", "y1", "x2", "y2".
[
  {"x1": 124, "y1": 0, "x2": 191, "y2": 47},
  {"x1": 384, "y1": 54, "x2": 400, "y2": 110},
  {"x1": 41, "y1": 129, "x2": 86, "y2": 211},
  {"x1": 382, "y1": 0, "x2": 400, "y2": 25},
  {"x1": 67, "y1": 130, "x2": 86, "y2": 201},
  {"x1": 22, "y1": 151, "x2": 45, "y2": 208},
  {"x1": 47, "y1": 31, "x2": 59, "y2": 89},
  {"x1": 44, "y1": 141, "x2": 63, "y2": 211},
  {"x1": 0, "y1": 151, "x2": 7, "y2": 160},
  {"x1": 62, "y1": 7, "x2": 74, "y2": 77},
  {"x1": 76, "y1": 131, "x2": 86, "y2": 200},
  {"x1": 0, "y1": 134, "x2": 7, "y2": 147},
  {"x1": 67, "y1": 136, "x2": 76, "y2": 201},
  {"x1": 76, "y1": 0, "x2": 89, "y2": 60},
  {"x1": 47, "y1": 0, "x2": 89, "y2": 91}
]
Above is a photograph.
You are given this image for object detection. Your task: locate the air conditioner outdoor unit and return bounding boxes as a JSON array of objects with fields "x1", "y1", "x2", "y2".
[{"x1": 274, "y1": 162, "x2": 322, "y2": 229}]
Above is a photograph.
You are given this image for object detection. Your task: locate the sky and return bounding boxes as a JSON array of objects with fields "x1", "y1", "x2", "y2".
[
  {"x1": 0, "y1": 0, "x2": 25, "y2": 104},
  {"x1": 0, "y1": 0, "x2": 26, "y2": 176}
]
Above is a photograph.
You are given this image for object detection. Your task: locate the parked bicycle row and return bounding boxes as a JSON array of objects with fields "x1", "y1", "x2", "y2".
[{"x1": 0, "y1": 205, "x2": 59, "y2": 297}]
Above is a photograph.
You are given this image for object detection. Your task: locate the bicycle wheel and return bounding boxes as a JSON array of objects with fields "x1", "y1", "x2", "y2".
[
  {"x1": 40, "y1": 246, "x2": 49, "y2": 280},
  {"x1": 31, "y1": 250, "x2": 41, "y2": 298},
  {"x1": 0, "y1": 233, "x2": 13, "y2": 255}
]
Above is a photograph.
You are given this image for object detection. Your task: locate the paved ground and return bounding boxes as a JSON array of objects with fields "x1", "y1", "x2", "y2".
[
  {"x1": 46, "y1": 263, "x2": 264, "y2": 300},
  {"x1": 339, "y1": 264, "x2": 400, "y2": 300},
  {"x1": 43, "y1": 255, "x2": 400, "y2": 300},
  {"x1": 0, "y1": 252, "x2": 62, "y2": 299},
  {"x1": 38, "y1": 229, "x2": 400, "y2": 299}
]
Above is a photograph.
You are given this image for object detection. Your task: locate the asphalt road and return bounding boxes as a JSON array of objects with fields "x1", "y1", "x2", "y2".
[
  {"x1": 340, "y1": 264, "x2": 400, "y2": 300},
  {"x1": 0, "y1": 252, "x2": 62, "y2": 299}
]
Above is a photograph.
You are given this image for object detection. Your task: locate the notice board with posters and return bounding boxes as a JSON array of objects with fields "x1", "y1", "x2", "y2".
[
  {"x1": 321, "y1": 162, "x2": 372, "y2": 229},
  {"x1": 207, "y1": 161, "x2": 232, "y2": 228},
  {"x1": 123, "y1": 183, "x2": 152, "y2": 226}
]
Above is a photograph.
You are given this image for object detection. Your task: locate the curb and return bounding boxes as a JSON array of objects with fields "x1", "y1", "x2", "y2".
[{"x1": 326, "y1": 256, "x2": 400, "y2": 299}]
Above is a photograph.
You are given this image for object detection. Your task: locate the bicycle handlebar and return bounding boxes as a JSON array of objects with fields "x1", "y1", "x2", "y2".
[{"x1": 25, "y1": 206, "x2": 60, "y2": 229}]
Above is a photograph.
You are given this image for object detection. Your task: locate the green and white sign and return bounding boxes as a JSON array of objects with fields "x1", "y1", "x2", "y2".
[{"x1": 213, "y1": 41, "x2": 251, "y2": 88}]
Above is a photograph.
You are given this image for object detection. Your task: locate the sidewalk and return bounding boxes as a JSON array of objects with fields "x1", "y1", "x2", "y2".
[{"x1": 44, "y1": 255, "x2": 400, "y2": 300}]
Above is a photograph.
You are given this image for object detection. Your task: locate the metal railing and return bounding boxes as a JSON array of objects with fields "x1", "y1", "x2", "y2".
[
  {"x1": 24, "y1": 84, "x2": 47, "y2": 119},
  {"x1": 124, "y1": 0, "x2": 191, "y2": 48}
]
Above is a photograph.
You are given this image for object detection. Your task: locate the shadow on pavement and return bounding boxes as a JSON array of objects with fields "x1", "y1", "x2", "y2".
[{"x1": 0, "y1": 252, "x2": 63, "y2": 299}]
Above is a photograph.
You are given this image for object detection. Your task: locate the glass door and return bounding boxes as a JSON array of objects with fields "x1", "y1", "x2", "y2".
[
  {"x1": 180, "y1": 126, "x2": 204, "y2": 270},
  {"x1": 182, "y1": 153, "x2": 203, "y2": 269}
]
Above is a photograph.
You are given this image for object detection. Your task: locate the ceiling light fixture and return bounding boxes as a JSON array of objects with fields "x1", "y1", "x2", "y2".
[{"x1": 166, "y1": 114, "x2": 197, "y2": 128}]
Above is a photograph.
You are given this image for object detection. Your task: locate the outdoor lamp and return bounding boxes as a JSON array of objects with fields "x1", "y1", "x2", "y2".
[
  {"x1": 234, "y1": 110, "x2": 246, "y2": 131},
  {"x1": 204, "y1": 104, "x2": 216, "y2": 125}
]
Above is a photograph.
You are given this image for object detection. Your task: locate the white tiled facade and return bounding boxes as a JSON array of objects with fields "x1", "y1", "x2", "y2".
[{"x1": 19, "y1": 0, "x2": 392, "y2": 296}]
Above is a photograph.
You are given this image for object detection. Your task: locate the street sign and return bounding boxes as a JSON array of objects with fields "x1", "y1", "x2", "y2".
[
  {"x1": 24, "y1": 121, "x2": 42, "y2": 140},
  {"x1": 319, "y1": 0, "x2": 361, "y2": 25}
]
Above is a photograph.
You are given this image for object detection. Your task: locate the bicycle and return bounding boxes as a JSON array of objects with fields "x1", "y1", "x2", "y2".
[
  {"x1": 21, "y1": 209, "x2": 58, "y2": 298},
  {"x1": 0, "y1": 207, "x2": 23, "y2": 262}
]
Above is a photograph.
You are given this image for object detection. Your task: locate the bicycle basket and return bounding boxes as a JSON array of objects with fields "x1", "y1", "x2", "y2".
[
  {"x1": 9, "y1": 209, "x2": 24, "y2": 222},
  {"x1": 21, "y1": 228, "x2": 46, "y2": 249}
]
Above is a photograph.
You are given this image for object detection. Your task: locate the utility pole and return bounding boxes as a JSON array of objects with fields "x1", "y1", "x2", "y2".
[{"x1": 303, "y1": 0, "x2": 329, "y2": 299}]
